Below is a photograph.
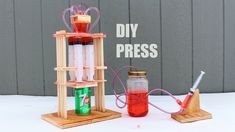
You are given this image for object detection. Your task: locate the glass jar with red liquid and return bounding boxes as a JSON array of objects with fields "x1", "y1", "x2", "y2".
[{"x1": 127, "y1": 70, "x2": 148, "y2": 117}]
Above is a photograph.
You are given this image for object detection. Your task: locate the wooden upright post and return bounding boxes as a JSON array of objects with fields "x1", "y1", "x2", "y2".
[
  {"x1": 94, "y1": 38, "x2": 105, "y2": 112},
  {"x1": 99, "y1": 38, "x2": 105, "y2": 112},
  {"x1": 56, "y1": 30, "x2": 67, "y2": 118}
]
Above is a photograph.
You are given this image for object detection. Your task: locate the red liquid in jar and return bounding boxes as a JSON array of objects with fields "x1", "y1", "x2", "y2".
[{"x1": 127, "y1": 91, "x2": 148, "y2": 117}]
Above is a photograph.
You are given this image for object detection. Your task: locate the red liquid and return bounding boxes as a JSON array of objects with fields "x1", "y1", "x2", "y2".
[
  {"x1": 73, "y1": 23, "x2": 92, "y2": 43},
  {"x1": 127, "y1": 91, "x2": 148, "y2": 117},
  {"x1": 74, "y1": 23, "x2": 89, "y2": 32}
]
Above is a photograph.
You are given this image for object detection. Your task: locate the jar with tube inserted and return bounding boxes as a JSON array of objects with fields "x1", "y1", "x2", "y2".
[{"x1": 127, "y1": 70, "x2": 148, "y2": 117}]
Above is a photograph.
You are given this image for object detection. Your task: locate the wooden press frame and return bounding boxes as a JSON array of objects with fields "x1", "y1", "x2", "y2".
[
  {"x1": 41, "y1": 30, "x2": 121, "y2": 129},
  {"x1": 54, "y1": 30, "x2": 107, "y2": 118}
]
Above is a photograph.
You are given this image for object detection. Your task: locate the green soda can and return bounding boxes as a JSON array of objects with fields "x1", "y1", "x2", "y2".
[{"x1": 74, "y1": 88, "x2": 91, "y2": 115}]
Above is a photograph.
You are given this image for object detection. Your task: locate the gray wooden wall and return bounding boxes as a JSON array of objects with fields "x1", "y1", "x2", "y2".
[{"x1": 0, "y1": 0, "x2": 235, "y2": 96}]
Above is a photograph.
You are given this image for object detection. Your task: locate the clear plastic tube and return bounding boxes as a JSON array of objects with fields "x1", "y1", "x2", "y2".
[
  {"x1": 82, "y1": 43, "x2": 87, "y2": 80},
  {"x1": 108, "y1": 64, "x2": 184, "y2": 114},
  {"x1": 69, "y1": 44, "x2": 76, "y2": 81},
  {"x1": 85, "y1": 42, "x2": 94, "y2": 81},
  {"x1": 74, "y1": 44, "x2": 83, "y2": 82},
  {"x1": 84, "y1": 7, "x2": 100, "y2": 33},
  {"x1": 62, "y1": 7, "x2": 73, "y2": 32}
]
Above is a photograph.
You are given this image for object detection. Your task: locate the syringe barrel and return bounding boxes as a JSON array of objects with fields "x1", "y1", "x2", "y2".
[
  {"x1": 68, "y1": 44, "x2": 76, "y2": 81},
  {"x1": 85, "y1": 42, "x2": 94, "y2": 81},
  {"x1": 191, "y1": 71, "x2": 205, "y2": 91},
  {"x1": 74, "y1": 43, "x2": 83, "y2": 82}
]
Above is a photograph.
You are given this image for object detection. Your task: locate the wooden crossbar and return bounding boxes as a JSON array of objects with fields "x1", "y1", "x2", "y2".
[{"x1": 54, "y1": 66, "x2": 107, "y2": 71}]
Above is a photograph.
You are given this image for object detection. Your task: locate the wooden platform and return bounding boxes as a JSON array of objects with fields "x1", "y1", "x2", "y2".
[
  {"x1": 171, "y1": 109, "x2": 212, "y2": 123},
  {"x1": 53, "y1": 32, "x2": 106, "y2": 38},
  {"x1": 171, "y1": 89, "x2": 212, "y2": 123},
  {"x1": 41, "y1": 108, "x2": 121, "y2": 129},
  {"x1": 54, "y1": 81, "x2": 97, "y2": 88}
]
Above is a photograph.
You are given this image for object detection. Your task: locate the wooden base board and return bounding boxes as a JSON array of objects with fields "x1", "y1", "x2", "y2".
[
  {"x1": 171, "y1": 109, "x2": 212, "y2": 123},
  {"x1": 42, "y1": 108, "x2": 121, "y2": 129}
]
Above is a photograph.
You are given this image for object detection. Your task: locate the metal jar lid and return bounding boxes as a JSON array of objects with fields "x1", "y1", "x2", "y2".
[{"x1": 128, "y1": 70, "x2": 147, "y2": 77}]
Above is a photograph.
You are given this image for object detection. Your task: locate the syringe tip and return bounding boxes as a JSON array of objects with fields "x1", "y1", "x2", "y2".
[{"x1": 200, "y1": 71, "x2": 205, "y2": 75}]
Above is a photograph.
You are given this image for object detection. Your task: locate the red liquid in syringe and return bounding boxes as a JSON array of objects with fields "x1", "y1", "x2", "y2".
[
  {"x1": 74, "y1": 23, "x2": 92, "y2": 43},
  {"x1": 127, "y1": 91, "x2": 148, "y2": 117}
]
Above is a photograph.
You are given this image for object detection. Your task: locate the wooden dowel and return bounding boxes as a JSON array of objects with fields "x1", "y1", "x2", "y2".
[
  {"x1": 100, "y1": 38, "x2": 105, "y2": 111},
  {"x1": 62, "y1": 35, "x2": 67, "y2": 118},
  {"x1": 54, "y1": 66, "x2": 107, "y2": 71},
  {"x1": 56, "y1": 37, "x2": 61, "y2": 117},
  {"x1": 97, "y1": 38, "x2": 102, "y2": 111},
  {"x1": 55, "y1": 30, "x2": 68, "y2": 118},
  {"x1": 60, "y1": 36, "x2": 64, "y2": 118},
  {"x1": 94, "y1": 38, "x2": 99, "y2": 110},
  {"x1": 59, "y1": 37, "x2": 62, "y2": 117}
]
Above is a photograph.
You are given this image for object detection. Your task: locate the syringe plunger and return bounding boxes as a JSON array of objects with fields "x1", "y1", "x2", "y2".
[{"x1": 190, "y1": 71, "x2": 205, "y2": 92}]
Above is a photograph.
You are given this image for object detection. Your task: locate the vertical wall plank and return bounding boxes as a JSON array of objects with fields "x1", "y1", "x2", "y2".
[
  {"x1": 15, "y1": 0, "x2": 44, "y2": 95},
  {"x1": 130, "y1": 0, "x2": 161, "y2": 93},
  {"x1": 42, "y1": 0, "x2": 70, "y2": 96},
  {"x1": 100, "y1": 0, "x2": 130, "y2": 95},
  {"x1": 162, "y1": 0, "x2": 192, "y2": 94},
  {"x1": 224, "y1": 0, "x2": 235, "y2": 92},
  {"x1": 0, "y1": 0, "x2": 17, "y2": 94},
  {"x1": 193, "y1": 0, "x2": 223, "y2": 92}
]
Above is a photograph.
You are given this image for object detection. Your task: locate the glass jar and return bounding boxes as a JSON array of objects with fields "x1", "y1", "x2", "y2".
[{"x1": 127, "y1": 70, "x2": 148, "y2": 117}]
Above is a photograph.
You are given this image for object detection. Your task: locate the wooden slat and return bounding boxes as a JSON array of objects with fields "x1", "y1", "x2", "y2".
[
  {"x1": 54, "y1": 66, "x2": 107, "y2": 71},
  {"x1": 0, "y1": 0, "x2": 17, "y2": 94},
  {"x1": 162, "y1": 0, "x2": 192, "y2": 94},
  {"x1": 61, "y1": 34, "x2": 67, "y2": 118},
  {"x1": 55, "y1": 81, "x2": 98, "y2": 89},
  {"x1": 54, "y1": 32, "x2": 106, "y2": 38},
  {"x1": 96, "y1": 38, "x2": 101, "y2": 111},
  {"x1": 224, "y1": 0, "x2": 235, "y2": 92},
  {"x1": 15, "y1": 0, "x2": 44, "y2": 95},
  {"x1": 56, "y1": 37, "x2": 60, "y2": 117},
  {"x1": 193, "y1": 0, "x2": 223, "y2": 92},
  {"x1": 94, "y1": 38, "x2": 99, "y2": 110},
  {"x1": 99, "y1": 38, "x2": 105, "y2": 111}
]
